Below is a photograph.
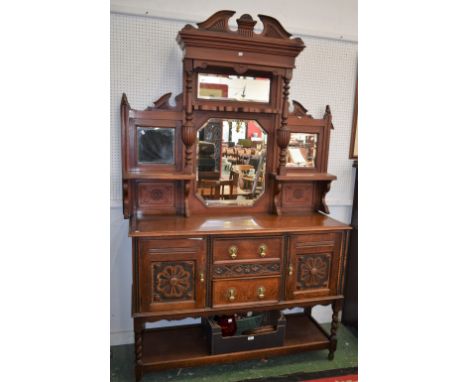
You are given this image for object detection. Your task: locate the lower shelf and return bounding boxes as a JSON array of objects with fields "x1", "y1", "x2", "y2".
[{"x1": 141, "y1": 313, "x2": 330, "y2": 372}]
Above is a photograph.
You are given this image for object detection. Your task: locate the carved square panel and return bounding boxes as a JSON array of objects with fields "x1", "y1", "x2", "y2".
[
  {"x1": 138, "y1": 182, "x2": 175, "y2": 207},
  {"x1": 152, "y1": 261, "x2": 195, "y2": 302},
  {"x1": 296, "y1": 253, "x2": 331, "y2": 290},
  {"x1": 282, "y1": 183, "x2": 313, "y2": 207}
]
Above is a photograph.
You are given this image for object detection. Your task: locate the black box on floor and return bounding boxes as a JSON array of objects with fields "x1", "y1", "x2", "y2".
[{"x1": 202, "y1": 311, "x2": 286, "y2": 355}]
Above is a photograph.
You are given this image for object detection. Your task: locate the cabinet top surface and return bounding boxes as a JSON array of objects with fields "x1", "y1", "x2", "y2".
[{"x1": 130, "y1": 212, "x2": 350, "y2": 237}]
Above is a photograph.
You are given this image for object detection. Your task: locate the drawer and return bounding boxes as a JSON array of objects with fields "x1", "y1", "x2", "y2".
[
  {"x1": 212, "y1": 277, "x2": 280, "y2": 307},
  {"x1": 213, "y1": 236, "x2": 282, "y2": 262},
  {"x1": 293, "y1": 232, "x2": 340, "y2": 253},
  {"x1": 140, "y1": 237, "x2": 206, "y2": 254}
]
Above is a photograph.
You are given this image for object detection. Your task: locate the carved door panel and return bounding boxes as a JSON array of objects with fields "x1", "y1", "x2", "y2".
[
  {"x1": 285, "y1": 232, "x2": 343, "y2": 300},
  {"x1": 139, "y1": 238, "x2": 206, "y2": 312}
]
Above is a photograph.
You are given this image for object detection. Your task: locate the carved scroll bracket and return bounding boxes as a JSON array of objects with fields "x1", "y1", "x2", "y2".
[
  {"x1": 146, "y1": 92, "x2": 183, "y2": 111},
  {"x1": 318, "y1": 180, "x2": 332, "y2": 214}
]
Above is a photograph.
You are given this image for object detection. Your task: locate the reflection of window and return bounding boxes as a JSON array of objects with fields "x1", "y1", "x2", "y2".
[
  {"x1": 197, "y1": 74, "x2": 270, "y2": 102},
  {"x1": 137, "y1": 127, "x2": 175, "y2": 164},
  {"x1": 287, "y1": 133, "x2": 318, "y2": 168}
]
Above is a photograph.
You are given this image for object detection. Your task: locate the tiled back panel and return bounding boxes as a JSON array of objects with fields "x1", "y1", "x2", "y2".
[{"x1": 110, "y1": 13, "x2": 358, "y2": 205}]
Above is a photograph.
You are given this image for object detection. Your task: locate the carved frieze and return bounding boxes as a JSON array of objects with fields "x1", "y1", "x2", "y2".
[
  {"x1": 213, "y1": 262, "x2": 280, "y2": 278},
  {"x1": 152, "y1": 261, "x2": 194, "y2": 302}
]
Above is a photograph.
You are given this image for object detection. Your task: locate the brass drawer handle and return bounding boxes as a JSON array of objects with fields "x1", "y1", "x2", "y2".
[
  {"x1": 258, "y1": 244, "x2": 267, "y2": 258},
  {"x1": 228, "y1": 245, "x2": 238, "y2": 260},
  {"x1": 199, "y1": 272, "x2": 205, "y2": 283},
  {"x1": 227, "y1": 287, "x2": 237, "y2": 302},
  {"x1": 257, "y1": 286, "x2": 265, "y2": 299},
  {"x1": 288, "y1": 264, "x2": 294, "y2": 276}
]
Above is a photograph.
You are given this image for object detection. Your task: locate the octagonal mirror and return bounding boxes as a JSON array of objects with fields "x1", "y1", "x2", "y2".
[{"x1": 196, "y1": 118, "x2": 268, "y2": 207}]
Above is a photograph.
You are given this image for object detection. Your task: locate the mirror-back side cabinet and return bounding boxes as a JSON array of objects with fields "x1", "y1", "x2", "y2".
[{"x1": 119, "y1": 11, "x2": 351, "y2": 381}]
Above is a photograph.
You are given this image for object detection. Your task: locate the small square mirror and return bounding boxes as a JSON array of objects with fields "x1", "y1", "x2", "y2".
[{"x1": 137, "y1": 127, "x2": 175, "y2": 164}]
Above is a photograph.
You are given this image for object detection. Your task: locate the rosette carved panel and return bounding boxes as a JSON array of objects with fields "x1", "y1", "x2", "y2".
[
  {"x1": 152, "y1": 261, "x2": 195, "y2": 302},
  {"x1": 296, "y1": 253, "x2": 331, "y2": 290}
]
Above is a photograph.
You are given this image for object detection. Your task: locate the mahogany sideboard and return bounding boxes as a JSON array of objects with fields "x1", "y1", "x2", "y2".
[{"x1": 119, "y1": 11, "x2": 351, "y2": 381}]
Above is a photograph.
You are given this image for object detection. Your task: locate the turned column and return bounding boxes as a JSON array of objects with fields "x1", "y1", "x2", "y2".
[
  {"x1": 181, "y1": 60, "x2": 196, "y2": 172},
  {"x1": 328, "y1": 300, "x2": 341, "y2": 360},
  {"x1": 277, "y1": 71, "x2": 292, "y2": 175},
  {"x1": 134, "y1": 319, "x2": 144, "y2": 382}
]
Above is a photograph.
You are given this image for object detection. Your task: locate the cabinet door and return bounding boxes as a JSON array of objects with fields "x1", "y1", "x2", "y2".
[
  {"x1": 286, "y1": 232, "x2": 343, "y2": 300},
  {"x1": 139, "y1": 238, "x2": 206, "y2": 312}
]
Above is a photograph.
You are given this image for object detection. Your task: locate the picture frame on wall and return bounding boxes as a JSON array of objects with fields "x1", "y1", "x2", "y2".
[{"x1": 349, "y1": 78, "x2": 358, "y2": 159}]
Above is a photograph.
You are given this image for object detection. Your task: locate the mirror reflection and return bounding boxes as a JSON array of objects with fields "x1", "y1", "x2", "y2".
[
  {"x1": 286, "y1": 133, "x2": 318, "y2": 168},
  {"x1": 197, "y1": 118, "x2": 268, "y2": 206},
  {"x1": 137, "y1": 127, "x2": 175, "y2": 164},
  {"x1": 198, "y1": 74, "x2": 270, "y2": 103}
]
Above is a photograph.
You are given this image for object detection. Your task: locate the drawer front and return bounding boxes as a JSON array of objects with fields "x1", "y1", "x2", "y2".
[
  {"x1": 212, "y1": 261, "x2": 281, "y2": 279},
  {"x1": 212, "y1": 277, "x2": 280, "y2": 307},
  {"x1": 286, "y1": 232, "x2": 344, "y2": 300},
  {"x1": 213, "y1": 236, "x2": 283, "y2": 263},
  {"x1": 138, "y1": 237, "x2": 207, "y2": 313}
]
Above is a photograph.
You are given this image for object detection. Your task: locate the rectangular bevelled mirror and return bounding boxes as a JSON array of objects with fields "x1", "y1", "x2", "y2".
[
  {"x1": 196, "y1": 118, "x2": 268, "y2": 207},
  {"x1": 286, "y1": 133, "x2": 318, "y2": 168},
  {"x1": 197, "y1": 74, "x2": 270, "y2": 103},
  {"x1": 137, "y1": 127, "x2": 175, "y2": 164}
]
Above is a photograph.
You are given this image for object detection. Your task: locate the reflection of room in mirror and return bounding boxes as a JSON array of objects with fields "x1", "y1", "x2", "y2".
[
  {"x1": 286, "y1": 133, "x2": 318, "y2": 168},
  {"x1": 196, "y1": 118, "x2": 268, "y2": 207},
  {"x1": 137, "y1": 127, "x2": 175, "y2": 164},
  {"x1": 198, "y1": 74, "x2": 270, "y2": 103}
]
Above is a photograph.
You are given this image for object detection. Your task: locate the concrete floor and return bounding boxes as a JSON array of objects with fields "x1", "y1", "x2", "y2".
[{"x1": 110, "y1": 323, "x2": 358, "y2": 382}]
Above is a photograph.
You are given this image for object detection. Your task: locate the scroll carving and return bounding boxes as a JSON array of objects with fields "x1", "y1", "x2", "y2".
[
  {"x1": 147, "y1": 92, "x2": 183, "y2": 111},
  {"x1": 319, "y1": 181, "x2": 332, "y2": 214},
  {"x1": 186, "y1": 11, "x2": 303, "y2": 43},
  {"x1": 197, "y1": 10, "x2": 235, "y2": 32},
  {"x1": 258, "y1": 14, "x2": 292, "y2": 39},
  {"x1": 289, "y1": 100, "x2": 314, "y2": 119}
]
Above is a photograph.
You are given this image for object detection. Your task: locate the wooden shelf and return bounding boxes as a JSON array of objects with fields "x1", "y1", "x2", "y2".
[
  {"x1": 272, "y1": 173, "x2": 337, "y2": 182},
  {"x1": 130, "y1": 212, "x2": 351, "y2": 237},
  {"x1": 124, "y1": 172, "x2": 195, "y2": 180},
  {"x1": 140, "y1": 313, "x2": 330, "y2": 372}
]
